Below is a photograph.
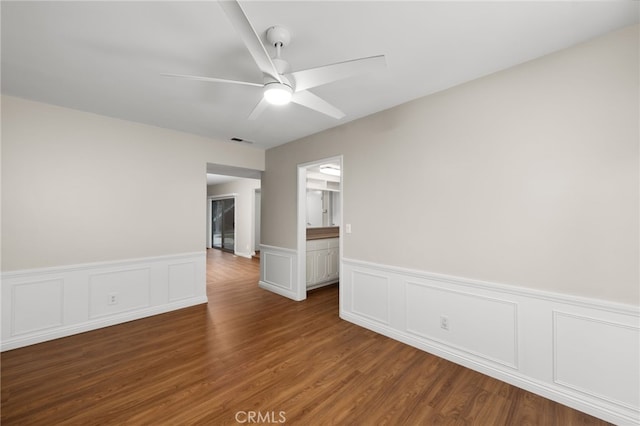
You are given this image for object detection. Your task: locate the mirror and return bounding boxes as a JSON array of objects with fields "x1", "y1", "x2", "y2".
[{"x1": 306, "y1": 190, "x2": 340, "y2": 227}]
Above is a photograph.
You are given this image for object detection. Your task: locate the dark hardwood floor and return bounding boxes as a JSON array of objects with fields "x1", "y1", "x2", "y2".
[{"x1": 1, "y1": 249, "x2": 610, "y2": 425}]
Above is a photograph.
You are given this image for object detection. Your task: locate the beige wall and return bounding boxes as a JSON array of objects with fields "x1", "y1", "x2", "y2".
[
  {"x1": 1, "y1": 95, "x2": 264, "y2": 271},
  {"x1": 262, "y1": 24, "x2": 639, "y2": 304}
]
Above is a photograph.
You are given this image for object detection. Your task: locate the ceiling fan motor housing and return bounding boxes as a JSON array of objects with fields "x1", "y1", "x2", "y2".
[{"x1": 266, "y1": 26, "x2": 291, "y2": 48}]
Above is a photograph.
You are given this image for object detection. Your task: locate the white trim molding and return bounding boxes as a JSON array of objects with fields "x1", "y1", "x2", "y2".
[
  {"x1": 258, "y1": 244, "x2": 300, "y2": 301},
  {"x1": 1, "y1": 252, "x2": 207, "y2": 351},
  {"x1": 234, "y1": 251, "x2": 254, "y2": 260},
  {"x1": 341, "y1": 257, "x2": 640, "y2": 425}
]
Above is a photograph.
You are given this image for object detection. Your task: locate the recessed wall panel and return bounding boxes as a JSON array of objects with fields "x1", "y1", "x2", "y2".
[
  {"x1": 12, "y1": 279, "x2": 63, "y2": 335},
  {"x1": 554, "y1": 312, "x2": 640, "y2": 409},
  {"x1": 406, "y1": 281, "x2": 518, "y2": 368},
  {"x1": 352, "y1": 271, "x2": 389, "y2": 324},
  {"x1": 168, "y1": 262, "x2": 196, "y2": 302},
  {"x1": 89, "y1": 268, "x2": 150, "y2": 318},
  {"x1": 263, "y1": 252, "x2": 293, "y2": 290}
]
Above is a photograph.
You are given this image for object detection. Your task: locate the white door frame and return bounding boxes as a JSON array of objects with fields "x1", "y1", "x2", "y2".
[
  {"x1": 296, "y1": 155, "x2": 343, "y2": 301},
  {"x1": 254, "y1": 188, "x2": 261, "y2": 253}
]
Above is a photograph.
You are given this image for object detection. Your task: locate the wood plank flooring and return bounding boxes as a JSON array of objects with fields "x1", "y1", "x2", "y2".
[{"x1": 1, "y1": 249, "x2": 611, "y2": 425}]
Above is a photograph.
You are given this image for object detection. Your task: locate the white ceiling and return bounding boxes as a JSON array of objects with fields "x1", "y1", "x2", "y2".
[
  {"x1": 206, "y1": 173, "x2": 240, "y2": 186},
  {"x1": 2, "y1": 1, "x2": 638, "y2": 150},
  {"x1": 206, "y1": 163, "x2": 262, "y2": 185}
]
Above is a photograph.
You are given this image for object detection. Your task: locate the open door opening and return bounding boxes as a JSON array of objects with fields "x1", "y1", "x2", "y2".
[
  {"x1": 296, "y1": 156, "x2": 343, "y2": 301},
  {"x1": 205, "y1": 163, "x2": 262, "y2": 259},
  {"x1": 211, "y1": 197, "x2": 235, "y2": 253}
]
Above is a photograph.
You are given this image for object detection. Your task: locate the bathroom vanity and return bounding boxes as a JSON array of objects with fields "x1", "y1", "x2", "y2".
[{"x1": 306, "y1": 227, "x2": 339, "y2": 290}]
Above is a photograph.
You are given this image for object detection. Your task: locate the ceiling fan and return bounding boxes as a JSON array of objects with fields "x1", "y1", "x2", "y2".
[{"x1": 162, "y1": 0, "x2": 386, "y2": 120}]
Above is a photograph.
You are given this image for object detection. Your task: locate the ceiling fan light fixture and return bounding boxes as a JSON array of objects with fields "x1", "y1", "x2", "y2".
[{"x1": 263, "y1": 82, "x2": 293, "y2": 105}]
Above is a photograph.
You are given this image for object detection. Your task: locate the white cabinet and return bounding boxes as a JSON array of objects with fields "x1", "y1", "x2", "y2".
[
  {"x1": 327, "y1": 246, "x2": 339, "y2": 282},
  {"x1": 306, "y1": 238, "x2": 339, "y2": 289},
  {"x1": 305, "y1": 251, "x2": 314, "y2": 285},
  {"x1": 314, "y1": 249, "x2": 329, "y2": 283}
]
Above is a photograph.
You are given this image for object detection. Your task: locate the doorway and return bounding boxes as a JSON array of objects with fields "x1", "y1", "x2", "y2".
[
  {"x1": 296, "y1": 156, "x2": 343, "y2": 301},
  {"x1": 211, "y1": 198, "x2": 235, "y2": 253}
]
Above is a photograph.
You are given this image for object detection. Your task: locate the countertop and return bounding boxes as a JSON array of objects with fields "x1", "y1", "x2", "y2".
[{"x1": 306, "y1": 226, "x2": 339, "y2": 240}]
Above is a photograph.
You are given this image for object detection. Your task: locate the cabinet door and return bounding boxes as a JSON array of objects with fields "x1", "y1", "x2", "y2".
[
  {"x1": 327, "y1": 249, "x2": 339, "y2": 281},
  {"x1": 314, "y1": 250, "x2": 329, "y2": 283},
  {"x1": 306, "y1": 251, "x2": 315, "y2": 286}
]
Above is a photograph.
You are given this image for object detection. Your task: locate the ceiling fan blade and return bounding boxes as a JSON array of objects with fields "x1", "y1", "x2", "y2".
[
  {"x1": 161, "y1": 73, "x2": 262, "y2": 87},
  {"x1": 291, "y1": 91, "x2": 345, "y2": 119},
  {"x1": 218, "y1": 1, "x2": 282, "y2": 84},
  {"x1": 288, "y1": 55, "x2": 386, "y2": 92},
  {"x1": 248, "y1": 97, "x2": 270, "y2": 120}
]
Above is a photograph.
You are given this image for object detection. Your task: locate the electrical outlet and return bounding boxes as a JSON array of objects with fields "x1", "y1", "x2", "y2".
[
  {"x1": 108, "y1": 293, "x2": 118, "y2": 305},
  {"x1": 440, "y1": 315, "x2": 449, "y2": 331}
]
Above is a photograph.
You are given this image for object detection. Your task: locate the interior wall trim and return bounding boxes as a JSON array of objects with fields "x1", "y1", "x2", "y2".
[
  {"x1": 343, "y1": 257, "x2": 639, "y2": 316},
  {"x1": 552, "y1": 310, "x2": 640, "y2": 410},
  {"x1": 341, "y1": 257, "x2": 640, "y2": 425},
  {"x1": 258, "y1": 244, "x2": 301, "y2": 301},
  {"x1": 258, "y1": 244, "x2": 300, "y2": 301},
  {"x1": 3, "y1": 297, "x2": 207, "y2": 352},
  {"x1": 234, "y1": 251, "x2": 254, "y2": 259},
  {"x1": 405, "y1": 280, "x2": 520, "y2": 370},
  {"x1": 2, "y1": 252, "x2": 205, "y2": 278},
  {"x1": 1, "y1": 252, "x2": 207, "y2": 352}
]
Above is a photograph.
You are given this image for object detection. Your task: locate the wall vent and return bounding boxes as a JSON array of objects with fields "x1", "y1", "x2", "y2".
[{"x1": 230, "y1": 137, "x2": 254, "y2": 144}]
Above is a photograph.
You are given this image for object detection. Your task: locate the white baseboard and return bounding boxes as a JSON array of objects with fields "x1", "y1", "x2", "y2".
[
  {"x1": 307, "y1": 279, "x2": 338, "y2": 291},
  {"x1": 3, "y1": 296, "x2": 207, "y2": 351},
  {"x1": 234, "y1": 251, "x2": 254, "y2": 259},
  {"x1": 1, "y1": 252, "x2": 207, "y2": 351},
  {"x1": 258, "y1": 280, "x2": 300, "y2": 300},
  {"x1": 341, "y1": 257, "x2": 640, "y2": 425}
]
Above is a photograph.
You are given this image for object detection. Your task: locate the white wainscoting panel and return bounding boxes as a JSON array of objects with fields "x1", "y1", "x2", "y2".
[
  {"x1": 554, "y1": 311, "x2": 640, "y2": 410},
  {"x1": 351, "y1": 271, "x2": 389, "y2": 325},
  {"x1": 259, "y1": 245, "x2": 299, "y2": 300},
  {"x1": 12, "y1": 279, "x2": 64, "y2": 336},
  {"x1": 89, "y1": 268, "x2": 151, "y2": 319},
  {"x1": 264, "y1": 253, "x2": 293, "y2": 290},
  {"x1": 1, "y1": 252, "x2": 207, "y2": 351},
  {"x1": 341, "y1": 257, "x2": 640, "y2": 425},
  {"x1": 168, "y1": 262, "x2": 196, "y2": 302},
  {"x1": 406, "y1": 282, "x2": 518, "y2": 369}
]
